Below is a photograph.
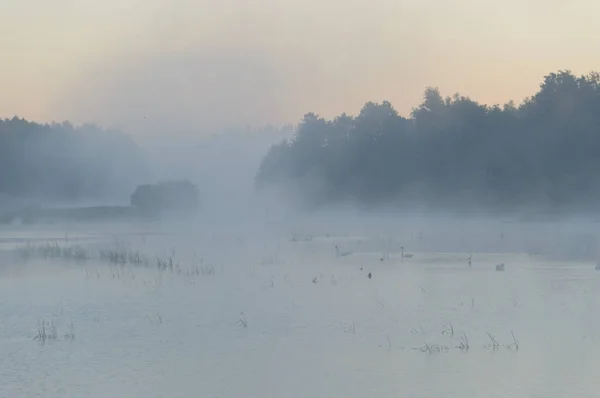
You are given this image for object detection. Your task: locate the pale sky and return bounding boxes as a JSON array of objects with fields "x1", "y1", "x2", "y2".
[{"x1": 1, "y1": 0, "x2": 600, "y2": 136}]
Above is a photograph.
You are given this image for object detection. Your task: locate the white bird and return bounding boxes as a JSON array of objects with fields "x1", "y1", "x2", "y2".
[
  {"x1": 335, "y1": 245, "x2": 353, "y2": 258},
  {"x1": 400, "y1": 246, "x2": 413, "y2": 260}
]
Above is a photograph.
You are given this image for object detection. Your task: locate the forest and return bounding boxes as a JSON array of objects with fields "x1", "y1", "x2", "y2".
[
  {"x1": 0, "y1": 118, "x2": 146, "y2": 202},
  {"x1": 256, "y1": 70, "x2": 600, "y2": 212},
  {"x1": 4, "y1": 69, "x2": 600, "y2": 215}
]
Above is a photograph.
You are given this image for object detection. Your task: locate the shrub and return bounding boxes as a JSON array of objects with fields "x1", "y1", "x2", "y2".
[{"x1": 130, "y1": 180, "x2": 199, "y2": 216}]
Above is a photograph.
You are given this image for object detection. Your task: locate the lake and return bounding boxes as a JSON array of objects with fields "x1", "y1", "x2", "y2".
[{"x1": 2, "y1": 219, "x2": 600, "y2": 398}]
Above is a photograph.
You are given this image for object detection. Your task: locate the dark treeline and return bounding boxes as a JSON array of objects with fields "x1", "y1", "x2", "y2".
[
  {"x1": 256, "y1": 70, "x2": 600, "y2": 212},
  {"x1": 0, "y1": 117, "x2": 147, "y2": 202}
]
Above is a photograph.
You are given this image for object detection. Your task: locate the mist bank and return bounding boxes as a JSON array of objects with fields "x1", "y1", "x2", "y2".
[
  {"x1": 139, "y1": 126, "x2": 292, "y2": 222},
  {"x1": 256, "y1": 70, "x2": 600, "y2": 215},
  {"x1": 0, "y1": 118, "x2": 291, "y2": 225}
]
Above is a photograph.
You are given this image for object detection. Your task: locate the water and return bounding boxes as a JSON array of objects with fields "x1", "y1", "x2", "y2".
[{"x1": 2, "y1": 223, "x2": 600, "y2": 397}]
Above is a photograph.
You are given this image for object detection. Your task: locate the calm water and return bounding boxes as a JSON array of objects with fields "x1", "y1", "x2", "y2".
[{"x1": 2, "y1": 223, "x2": 600, "y2": 398}]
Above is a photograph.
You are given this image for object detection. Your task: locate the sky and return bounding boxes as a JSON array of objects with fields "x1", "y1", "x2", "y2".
[{"x1": 1, "y1": 0, "x2": 600, "y2": 137}]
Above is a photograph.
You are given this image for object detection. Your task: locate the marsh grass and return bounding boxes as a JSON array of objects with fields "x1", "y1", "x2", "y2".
[
  {"x1": 18, "y1": 242, "x2": 89, "y2": 262},
  {"x1": 456, "y1": 332, "x2": 470, "y2": 351},
  {"x1": 199, "y1": 264, "x2": 216, "y2": 276},
  {"x1": 20, "y1": 240, "x2": 522, "y2": 355},
  {"x1": 485, "y1": 332, "x2": 500, "y2": 350},
  {"x1": 15, "y1": 242, "x2": 218, "y2": 279},
  {"x1": 33, "y1": 319, "x2": 58, "y2": 343},
  {"x1": 415, "y1": 343, "x2": 450, "y2": 354},
  {"x1": 507, "y1": 331, "x2": 519, "y2": 351},
  {"x1": 408, "y1": 325, "x2": 516, "y2": 354}
]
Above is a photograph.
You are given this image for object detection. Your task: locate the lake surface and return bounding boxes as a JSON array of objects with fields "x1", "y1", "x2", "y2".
[{"x1": 2, "y1": 221, "x2": 600, "y2": 397}]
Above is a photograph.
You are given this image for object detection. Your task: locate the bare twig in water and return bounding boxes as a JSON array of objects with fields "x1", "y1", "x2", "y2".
[
  {"x1": 456, "y1": 332, "x2": 470, "y2": 351},
  {"x1": 507, "y1": 331, "x2": 519, "y2": 351},
  {"x1": 486, "y1": 332, "x2": 500, "y2": 350},
  {"x1": 416, "y1": 343, "x2": 448, "y2": 355}
]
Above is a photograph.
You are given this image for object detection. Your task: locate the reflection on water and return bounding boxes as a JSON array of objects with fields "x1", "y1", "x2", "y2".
[{"x1": 2, "y1": 226, "x2": 600, "y2": 398}]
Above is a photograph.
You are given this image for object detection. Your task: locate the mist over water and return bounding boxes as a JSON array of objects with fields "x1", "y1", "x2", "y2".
[
  {"x1": 3, "y1": 213, "x2": 600, "y2": 397},
  {"x1": 3, "y1": 112, "x2": 600, "y2": 396},
  {"x1": 4, "y1": 83, "x2": 600, "y2": 396},
  {"x1": 5, "y1": 1, "x2": 600, "y2": 396}
]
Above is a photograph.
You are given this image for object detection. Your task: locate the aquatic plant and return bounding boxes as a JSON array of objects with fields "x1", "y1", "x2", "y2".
[
  {"x1": 33, "y1": 319, "x2": 57, "y2": 343},
  {"x1": 456, "y1": 332, "x2": 470, "y2": 351},
  {"x1": 507, "y1": 331, "x2": 519, "y2": 351},
  {"x1": 237, "y1": 312, "x2": 248, "y2": 328},
  {"x1": 485, "y1": 332, "x2": 500, "y2": 350}
]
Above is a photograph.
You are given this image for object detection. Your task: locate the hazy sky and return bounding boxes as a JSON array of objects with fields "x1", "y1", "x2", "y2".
[{"x1": 2, "y1": 0, "x2": 600, "y2": 136}]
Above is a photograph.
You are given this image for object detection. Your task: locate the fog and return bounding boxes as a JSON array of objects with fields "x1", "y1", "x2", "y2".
[
  {"x1": 141, "y1": 126, "x2": 293, "y2": 223},
  {"x1": 4, "y1": 210, "x2": 600, "y2": 397},
  {"x1": 5, "y1": 1, "x2": 600, "y2": 396}
]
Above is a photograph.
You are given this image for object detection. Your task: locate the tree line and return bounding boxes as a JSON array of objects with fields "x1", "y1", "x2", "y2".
[
  {"x1": 256, "y1": 70, "x2": 600, "y2": 213},
  {"x1": 0, "y1": 117, "x2": 147, "y2": 202}
]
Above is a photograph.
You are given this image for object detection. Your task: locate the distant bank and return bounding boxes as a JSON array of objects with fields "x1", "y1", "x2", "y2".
[{"x1": 0, "y1": 180, "x2": 199, "y2": 225}]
